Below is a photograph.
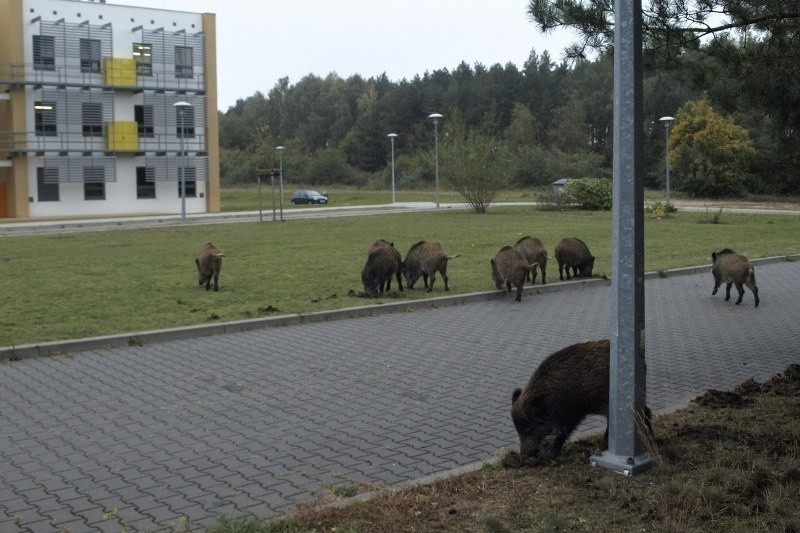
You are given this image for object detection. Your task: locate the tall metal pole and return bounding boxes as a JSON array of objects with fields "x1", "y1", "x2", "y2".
[
  {"x1": 590, "y1": 0, "x2": 653, "y2": 475},
  {"x1": 257, "y1": 171, "x2": 263, "y2": 223},
  {"x1": 174, "y1": 101, "x2": 193, "y2": 223},
  {"x1": 180, "y1": 110, "x2": 185, "y2": 223},
  {"x1": 428, "y1": 113, "x2": 442, "y2": 208},
  {"x1": 388, "y1": 133, "x2": 398, "y2": 203},
  {"x1": 276, "y1": 146, "x2": 285, "y2": 222},
  {"x1": 659, "y1": 116, "x2": 674, "y2": 205}
]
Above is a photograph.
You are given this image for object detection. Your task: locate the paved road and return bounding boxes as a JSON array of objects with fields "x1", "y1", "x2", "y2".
[{"x1": 1, "y1": 259, "x2": 799, "y2": 531}]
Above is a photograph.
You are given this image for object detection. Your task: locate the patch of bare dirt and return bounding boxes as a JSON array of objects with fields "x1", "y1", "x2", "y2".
[{"x1": 246, "y1": 366, "x2": 800, "y2": 532}]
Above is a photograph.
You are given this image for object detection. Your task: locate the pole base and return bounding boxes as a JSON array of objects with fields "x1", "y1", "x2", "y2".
[{"x1": 590, "y1": 450, "x2": 655, "y2": 476}]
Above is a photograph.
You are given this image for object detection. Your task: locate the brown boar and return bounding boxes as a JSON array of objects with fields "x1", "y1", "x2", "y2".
[
  {"x1": 514, "y1": 236, "x2": 548, "y2": 285},
  {"x1": 491, "y1": 245, "x2": 536, "y2": 302},
  {"x1": 711, "y1": 248, "x2": 760, "y2": 307},
  {"x1": 361, "y1": 240, "x2": 403, "y2": 296},
  {"x1": 511, "y1": 339, "x2": 653, "y2": 459},
  {"x1": 554, "y1": 237, "x2": 595, "y2": 280},
  {"x1": 402, "y1": 241, "x2": 460, "y2": 292},
  {"x1": 196, "y1": 242, "x2": 224, "y2": 292}
]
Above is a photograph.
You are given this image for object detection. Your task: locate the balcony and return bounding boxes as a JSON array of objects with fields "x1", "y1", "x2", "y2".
[
  {"x1": 0, "y1": 61, "x2": 205, "y2": 93},
  {"x1": 0, "y1": 129, "x2": 206, "y2": 155}
]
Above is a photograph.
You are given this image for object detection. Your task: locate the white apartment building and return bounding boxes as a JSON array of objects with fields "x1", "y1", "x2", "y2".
[{"x1": 0, "y1": 0, "x2": 220, "y2": 219}]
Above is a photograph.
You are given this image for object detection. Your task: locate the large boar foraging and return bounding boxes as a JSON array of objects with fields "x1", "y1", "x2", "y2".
[
  {"x1": 514, "y1": 236, "x2": 548, "y2": 285},
  {"x1": 711, "y1": 248, "x2": 760, "y2": 307},
  {"x1": 361, "y1": 239, "x2": 403, "y2": 296},
  {"x1": 554, "y1": 237, "x2": 595, "y2": 280},
  {"x1": 402, "y1": 241, "x2": 460, "y2": 292},
  {"x1": 491, "y1": 246, "x2": 536, "y2": 302},
  {"x1": 196, "y1": 242, "x2": 224, "y2": 291},
  {"x1": 511, "y1": 339, "x2": 653, "y2": 459}
]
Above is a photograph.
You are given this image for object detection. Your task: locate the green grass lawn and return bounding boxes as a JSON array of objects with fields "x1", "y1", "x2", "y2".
[{"x1": 2, "y1": 206, "x2": 799, "y2": 347}]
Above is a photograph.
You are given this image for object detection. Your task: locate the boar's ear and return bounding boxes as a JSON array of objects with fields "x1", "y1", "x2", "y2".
[{"x1": 512, "y1": 388, "x2": 522, "y2": 405}]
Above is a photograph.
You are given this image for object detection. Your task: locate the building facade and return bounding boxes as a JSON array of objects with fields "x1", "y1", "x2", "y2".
[{"x1": 0, "y1": 0, "x2": 220, "y2": 219}]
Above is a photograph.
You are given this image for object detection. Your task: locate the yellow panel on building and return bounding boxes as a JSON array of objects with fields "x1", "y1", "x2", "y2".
[
  {"x1": 106, "y1": 122, "x2": 139, "y2": 151},
  {"x1": 104, "y1": 58, "x2": 137, "y2": 87}
]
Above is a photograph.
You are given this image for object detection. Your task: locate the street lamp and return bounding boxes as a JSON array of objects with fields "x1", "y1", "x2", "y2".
[
  {"x1": 428, "y1": 113, "x2": 443, "y2": 208},
  {"x1": 276, "y1": 145, "x2": 285, "y2": 222},
  {"x1": 174, "y1": 101, "x2": 193, "y2": 223},
  {"x1": 659, "y1": 116, "x2": 674, "y2": 205},
  {"x1": 387, "y1": 133, "x2": 398, "y2": 203}
]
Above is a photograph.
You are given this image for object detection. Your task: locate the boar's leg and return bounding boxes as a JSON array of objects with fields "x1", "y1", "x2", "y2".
[
  {"x1": 515, "y1": 283, "x2": 523, "y2": 302},
  {"x1": 748, "y1": 281, "x2": 760, "y2": 307},
  {"x1": 726, "y1": 282, "x2": 736, "y2": 301},
  {"x1": 733, "y1": 282, "x2": 745, "y2": 304},
  {"x1": 549, "y1": 427, "x2": 572, "y2": 458},
  {"x1": 712, "y1": 274, "x2": 722, "y2": 295}
]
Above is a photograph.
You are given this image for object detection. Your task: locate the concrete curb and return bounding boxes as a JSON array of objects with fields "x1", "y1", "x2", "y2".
[{"x1": 3, "y1": 254, "x2": 796, "y2": 362}]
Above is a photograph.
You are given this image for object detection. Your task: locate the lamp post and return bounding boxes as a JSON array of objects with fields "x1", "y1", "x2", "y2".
[
  {"x1": 276, "y1": 145, "x2": 285, "y2": 222},
  {"x1": 387, "y1": 133, "x2": 398, "y2": 203},
  {"x1": 174, "y1": 101, "x2": 193, "y2": 223},
  {"x1": 428, "y1": 113, "x2": 443, "y2": 208},
  {"x1": 659, "y1": 116, "x2": 674, "y2": 205}
]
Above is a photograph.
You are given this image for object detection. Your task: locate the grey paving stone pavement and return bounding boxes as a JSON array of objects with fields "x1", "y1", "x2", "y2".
[{"x1": 1, "y1": 259, "x2": 799, "y2": 531}]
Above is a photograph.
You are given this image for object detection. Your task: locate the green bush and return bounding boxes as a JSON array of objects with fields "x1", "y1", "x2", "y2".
[{"x1": 562, "y1": 178, "x2": 613, "y2": 210}]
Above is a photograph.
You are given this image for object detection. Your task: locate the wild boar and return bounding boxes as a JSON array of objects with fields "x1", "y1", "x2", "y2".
[
  {"x1": 554, "y1": 237, "x2": 595, "y2": 280},
  {"x1": 711, "y1": 248, "x2": 760, "y2": 307},
  {"x1": 361, "y1": 239, "x2": 403, "y2": 296},
  {"x1": 402, "y1": 241, "x2": 460, "y2": 292},
  {"x1": 196, "y1": 242, "x2": 224, "y2": 292},
  {"x1": 514, "y1": 236, "x2": 548, "y2": 285},
  {"x1": 511, "y1": 339, "x2": 653, "y2": 459},
  {"x1": 491, "y1": 245, "x2": 536, "y2": 302}
]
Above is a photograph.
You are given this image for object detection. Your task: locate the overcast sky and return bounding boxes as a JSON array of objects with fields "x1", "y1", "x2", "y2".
[{"x1": 122, "y1": 0, "x2": 576, "y2": 111}]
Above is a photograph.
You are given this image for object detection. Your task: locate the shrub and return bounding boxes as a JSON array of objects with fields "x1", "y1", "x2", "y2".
[
  {"x1": 562, "y1": 178, "x2": 613, "y2": 210},
  {"x1": 646, "y1": 201, "x2": 678, "y2": 219}
]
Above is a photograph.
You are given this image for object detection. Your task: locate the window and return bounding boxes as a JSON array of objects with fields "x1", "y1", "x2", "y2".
[
  {"x1": 136, "y1": 167, "x2": 156, "y2": 199},
  {"x1": 80, "y1": 38, "x2": 101, "y2": 73},
  {"x1": 34, "y1": 102, "x2": 57, "y2": 136},
  {"x1": 83, "y1": 167, "x2": 106, "y2": 200},
  {"x1": 133, "y1": 43, "x2": 152, "y2": 76},
  {"x1": 37, "y1": 168, "x2": 60, "y2": 202},
  {"x1": 33, "y1": 35, "x2": 55, "y2": 71},
  {"x1": 178, "y1": 167, "x2": 197, "y2": 198},
  {"x1": 175, "y1": 46, "x2": 193, "y2": 78},
  {"x1": 82, "y1": 103, "x2": 103, "y2": 137},
  {"x1": 135, "y1": 105, "x2": 154, "y2": 137},
  {"x1": 175, "y1": 106, "x2": 195, "y2": 138}
]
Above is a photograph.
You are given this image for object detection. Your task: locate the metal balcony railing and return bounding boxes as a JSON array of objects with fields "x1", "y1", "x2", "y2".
[
  {"x1": 0, "y1": 61, "x2": 205, "y2": 93},
  {"x1": 0, "y1": 130, "x2": 206, "y2": 156}
]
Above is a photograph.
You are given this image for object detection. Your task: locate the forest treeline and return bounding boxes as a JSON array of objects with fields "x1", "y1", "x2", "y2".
[{"x1": 218, "y1": 27, "x2": 800, "y2": 198}]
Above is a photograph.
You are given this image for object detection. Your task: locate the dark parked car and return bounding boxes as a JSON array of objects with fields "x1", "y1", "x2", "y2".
[{"x1": 290, "y1": 189, "x2": 328, "y2": 205}]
